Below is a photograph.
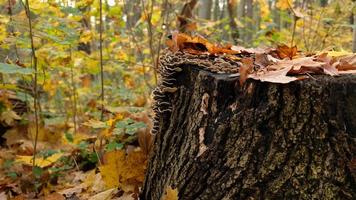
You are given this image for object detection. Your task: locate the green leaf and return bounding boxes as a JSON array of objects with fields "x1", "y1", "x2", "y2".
[
  {"x1": 105, "y1": 141, "x2": 123, "y2": 151},
  {"x1": 0, "y1": 63, "x2": 33, "y2": 75},
  {"x1": 65, "y1": 132, "x2": 74, "y2": 143},
  {"x1": 6, "y1": 172, "x2": 18, "y2": 179},
  {"x1": 32, "y1": 166, "x2": 43, "y2": 178}
]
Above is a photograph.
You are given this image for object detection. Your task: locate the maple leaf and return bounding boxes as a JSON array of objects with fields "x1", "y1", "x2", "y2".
[
  {"x1": 276, "y1": 44, "x2": 297, "y2": 59},
  {"x1": 99, "y1": 149, "x2": 147, "y2": 192}
]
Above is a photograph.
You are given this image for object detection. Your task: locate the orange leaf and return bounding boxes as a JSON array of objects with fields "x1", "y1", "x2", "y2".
[
  {"x1": 276, "y1": 44, "x2": 297, "y2": 59},
  {"x1": 161, "y1": 186, "x2": 178, "y2": 200}
]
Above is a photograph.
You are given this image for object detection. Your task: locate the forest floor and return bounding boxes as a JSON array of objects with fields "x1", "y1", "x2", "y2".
[{"x1": 0, "y1": 107, "x2": 150, "y2": 200}]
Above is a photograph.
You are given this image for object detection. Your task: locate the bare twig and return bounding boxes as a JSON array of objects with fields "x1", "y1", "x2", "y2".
[
  {"x1": 141, "y1": 0, "x2": 158, "y2": 84},
  {"x1": 69, "y1": 46, "x2": 77, "y2": 134},
  {"x1": 23, "y1": 0, "x2": 39, "y2": 168},
  {"x1": 99, "y1": 0, "x2": 104, "y2": 120}
]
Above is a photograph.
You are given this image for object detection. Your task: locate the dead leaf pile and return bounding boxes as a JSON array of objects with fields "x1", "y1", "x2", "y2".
[{"x1": 165, "y1": 33, "x2": 356, "y2": 84}]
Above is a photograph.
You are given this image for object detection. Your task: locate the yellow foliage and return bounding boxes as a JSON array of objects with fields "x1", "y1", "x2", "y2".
[
  {"x1": 161, "y1": 186, "x2": 178, "y2": 200},
  {"x1": 99, "y1": 149, "x2": 147, "y2": 192},
  {"x1": 257, "y1": 0, "x2": 270, "y2": 19},
  {"x1": 16, "y1": 153, "x2": 63, "y2": 168},
  {"x1": 79, "y1": 30, "x2": 93, "y2": 43},
  {"x1": 276, "y1": 0, "x2": 293, "y2": 10}
]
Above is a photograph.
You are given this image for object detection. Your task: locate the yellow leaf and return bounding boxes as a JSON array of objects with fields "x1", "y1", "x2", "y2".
[
  {"x1": 0, "y1": 84, "x2": 18, "y2": 90},
  {"x1": 161, "y1": 186, "x2": 178, "y2": 200},
  {"x1": 16, "y1": 153, "x2": 63, "y2": 168},
  {"x1": 28, "y1": 122, "x2": 46, "y2": 141},
  {"x1": 257, "y1": 0, "x2": 270, "y2": 18},
  {"x1": 79, "y1": 30, "x2": 93, "y2": 43},
  {"x1": 99, "y1": 149, "x2": 147, "y2": 192},
  {"x1": 276, "y1": 0, "x2": 293, "y2": 10}
]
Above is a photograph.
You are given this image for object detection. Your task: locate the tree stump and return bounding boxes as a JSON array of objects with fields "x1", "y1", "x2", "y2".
[{"x1": 141, "y1": 51, "x2": 356, "y2": 200}]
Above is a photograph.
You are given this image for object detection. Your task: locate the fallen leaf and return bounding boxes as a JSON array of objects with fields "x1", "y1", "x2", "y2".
[
  {"x1": 334, "y1": 54, "x2": 356, "y2": 71},
  {"x1": 99, "y1": 149, "x2": 147, "y2": 192},
  {"x1": 0, "y1": 192, "x2": 6, "y2": 200},
  {"x1": 231, "y1": 46, "x2": 267, "y2": 54},
  {"x1": 272, "y1": 57, "x2": 325, "y2": 74},
  {"x1": 161, "y1": 186, "x2": 178, "y2": 200},
  {"x1": 88, "y1": 188, "x2": 117, "y2": 200},
  {"x1": 16, "y1": 153, "x2": 63, "y2": 168},
  {"x1": 239, "y1": 58, "x2": 254, "y2": 85},
  {"x1": 249, "y1": 66, "x2": 298, "y2": 84},
  {"x1": 315, "y1": 53, "x2": 339, "y2": 76},
  {"x1": 44, "y1": 193, "x2": 65, "y2": 200},
  {"x1": 166, "y1": 33, "x2": 238, "y2": 55},
  {"x1": 0, "y1": 110, "x2": 21, "y2": 126},
  {"x1": 276, "y1": 44, "x2": 297, "y2": 59}
]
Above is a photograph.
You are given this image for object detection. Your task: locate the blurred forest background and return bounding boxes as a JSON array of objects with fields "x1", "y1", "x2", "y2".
[{"x1": 0, "y1": 0, "x2": 355, "y2": 199}]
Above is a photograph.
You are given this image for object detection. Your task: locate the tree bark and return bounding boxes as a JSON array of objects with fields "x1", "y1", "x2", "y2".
[
  {"x1": 352, "y1": 14, "x2": 356, "y2": 53},
  {"x1": 245, "y1": 0, "x2": 253, "y2": 44},
  {"x1": 198, "y1": 0, "x2": 213, "y2": 20},
  {"x1": 141, "y1": 52, "x2": 356, "y2": 200},
  {"x1": 227, "y1": 0, "x2": 239, "y2": 43}
]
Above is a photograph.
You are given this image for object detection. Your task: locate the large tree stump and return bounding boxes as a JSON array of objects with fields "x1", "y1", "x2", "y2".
[{"x1": 141, "y1": 52, "x2": 356, "y2": 200}]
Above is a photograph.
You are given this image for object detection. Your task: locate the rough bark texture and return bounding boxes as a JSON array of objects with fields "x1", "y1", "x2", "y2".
[{"x1": 141, "y1": 52, "x2": 356, "y2": 200}]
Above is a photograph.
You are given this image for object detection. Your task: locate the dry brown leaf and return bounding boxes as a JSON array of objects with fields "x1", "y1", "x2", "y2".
[
  {"x1": 315, "y1": 53, "x2": 339, "y2": 76},
  {"x1": 249, "y1": 66, "x2": 298, "y2": 84},
  {"x1": 255, "y1": 53, "x2": 271, "y2": 68},
  {"x1": 334, "y1": 54, "x2": 356, "y2": 71},
  {"x1": 44, "y1": 192, "x2": 65, "y2": 200},
  {"x1": 231, "y1": 46, "x2": 267, "y2": 54},
  {"x1": 88, "y1": 188, "x2": 117, "y2": 200},
  {"x1": 272, "y1": 57, "x2": 325, "y2": 72},
  {"x1": 239, "y1": 58, "x2": 254, "y2": 85},
  {"x1": 166, "y1": 33, "x2": 239, "y2": 55}
]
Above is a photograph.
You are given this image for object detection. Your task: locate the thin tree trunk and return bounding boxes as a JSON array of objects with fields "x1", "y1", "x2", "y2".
[
  {"x1": 245, "y1": 0, "x2": 253, "y2": 44},
  {"x1": 213, "y1": 0, "x2": 219, "y2": 21},
  {"x1": 198, "y1": 0, "x2": 213, "y2": 20},
  {"x1": 238, "y1": 0, "x2": 246, "y2": 43},
  {"x1": 227, "y1": 0, "x2": 239, "y2": 43}
]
